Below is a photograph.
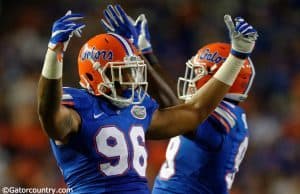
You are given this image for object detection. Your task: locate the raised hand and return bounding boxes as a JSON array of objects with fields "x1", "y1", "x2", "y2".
[
  {"x1": 224, "y1": 15, "x2": 258, "y2": 59},
  {"x1": 134, "y1": 14, "x2": 152, "y2": 53},
  {"x1": 101, "y1": 4, "x2": 152, "y2": 53},
  {"x1": 48, "y1": 10, "x2": 85, "y2": 52}
]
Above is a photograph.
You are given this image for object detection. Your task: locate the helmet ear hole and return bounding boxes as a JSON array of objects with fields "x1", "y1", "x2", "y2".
[{"x1": 86, "y1": 73, "x2": 94, "y2": 81}]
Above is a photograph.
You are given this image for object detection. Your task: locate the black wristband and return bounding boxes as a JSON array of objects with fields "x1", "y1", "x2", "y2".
[
  {"x1": 230, "y1": 49, "x2": 250, "y2": 59},
  {"x1": 143, "y1": 52, "x2": 159, "y2": 66}
]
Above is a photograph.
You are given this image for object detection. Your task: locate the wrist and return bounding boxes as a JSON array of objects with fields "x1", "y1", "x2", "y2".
[
  {"x1": 213, "y1": 54, "x2": 244, "y2": 86},
  {"x1": 141, "y1": 47, "x2": 153, "y2": 54},
  {"x1": 138, "y1": 37, "x2": 152, "y2": 54},
  {"x1": 48, "y1": 41, "x2": 58, "y2": 51},
  {"x1": 41, "y1": 48, "x2": 63, "y2": 79},
  {"x1": 143, "y1": 52, "x2": 159, "y2": 66},
  {"x1": 48, "y1": 41, "x2": 65, "y2": 53},
  {"x1": 230, "y1": 49, "x2": 250, "y2": 59}
]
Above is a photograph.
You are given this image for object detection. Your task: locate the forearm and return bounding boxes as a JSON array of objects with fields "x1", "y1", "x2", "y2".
[
  {"x1": 38, "y1": 78, "x2": 62, "y2": 116},
  {"x1": 142, "y1": 53, "x2": 179, "y2": 107},
  {"x1": 37, "y1": 48, "x2": 72, "y2": 140},
  {"x1": 37, "y1": 49, "x2": 63, "y2": 124}
]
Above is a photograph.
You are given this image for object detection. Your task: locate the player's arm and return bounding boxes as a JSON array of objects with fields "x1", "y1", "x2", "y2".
[
  {"x1": 37, "y1": 11, "x2": 85, "y2": 142},
  {"x1": 101, "y1": 4, "x2": 179, "y2": 107},
  {"x1": 142, "y1": 54, "x2": 179, "y2": 107},
  {"x1": 129, "y1": 13, "x2": 179, "y2": 107},
  {"x1": 147, "y1": 16, "x2": 258, "y2": 139},
  {"x1": 147, "y1": 77, "x2": 229, "y2": 139}
]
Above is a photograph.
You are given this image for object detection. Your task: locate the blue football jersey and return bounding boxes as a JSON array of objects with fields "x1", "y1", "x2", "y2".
[
  {"x1": 153, "y1": 101, "x2": 249, "y2": 194},
  {"x1": 50, "y1": 87, "x2": 158, "y2": 194}
]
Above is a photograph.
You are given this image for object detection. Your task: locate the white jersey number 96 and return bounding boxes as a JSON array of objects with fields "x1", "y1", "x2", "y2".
[{"x1": 95, "y1": 125, "x2": 147, "y2": 177}]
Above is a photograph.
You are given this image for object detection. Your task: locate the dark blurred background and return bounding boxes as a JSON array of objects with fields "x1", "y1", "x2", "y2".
[{"x1": 0, "y1": 0, "x2": 299, "y2": 193}]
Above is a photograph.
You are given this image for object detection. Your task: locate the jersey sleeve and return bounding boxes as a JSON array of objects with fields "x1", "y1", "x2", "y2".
[
  {"x1": 194, "y1": 103, "x2": 238, "y2": 151},
  {"x1": 194, "y1": 120, "x2": 224, "y2": 151},
  {"x1": 209, "y1": 104, "x2": 237, "y2": 133},
  {"x1": 61, "y1": 87, "x2": 93, "y2": 111}
]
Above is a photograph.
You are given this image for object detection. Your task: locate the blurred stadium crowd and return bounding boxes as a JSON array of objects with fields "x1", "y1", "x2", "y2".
[{"x1": 0, "y1": 0, "x2": 299, "y2": 193}]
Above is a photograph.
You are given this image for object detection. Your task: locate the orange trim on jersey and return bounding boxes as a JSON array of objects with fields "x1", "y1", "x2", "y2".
[
  {"x1": 211, "y1": 112, "x2": 230, "y2": 133},
  {"x1": 219, "y1": 103, "x2": 237, "y2": 120},
  {"x1": 61, "y1": 101, "x2": 75, "y2": 106}
]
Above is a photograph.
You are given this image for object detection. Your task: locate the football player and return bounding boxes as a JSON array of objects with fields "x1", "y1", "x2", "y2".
[
  {"x1": 37, "y1": 6, "x2": 257, "y2": 194},
  {"x1": 152, "y1": 42, "x2": 254, "y2": 194},
  {"x1": 101, "y1": 5, "x2": 257, "y2": 194}
]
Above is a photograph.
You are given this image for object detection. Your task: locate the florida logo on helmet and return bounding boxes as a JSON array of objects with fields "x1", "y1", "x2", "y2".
[
  {"x1": 199, "y1": 48, "x2": 226, "y2": 64},
  {"x1": 81, "y1": 44, "x2": 113, "y2": 62}
]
